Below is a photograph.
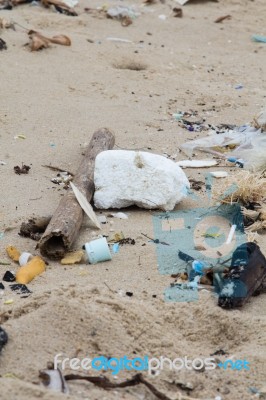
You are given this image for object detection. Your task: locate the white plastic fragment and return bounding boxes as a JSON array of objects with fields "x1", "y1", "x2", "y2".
[
  {"x1": 106, "y1": 37, "x2": 133, "y2": 43},
  {"x1": 226, "y1": 225, "x2": 236, "y2": 244},
  {"x1": 93, "y1": 150, "x2": 190, "y2": 211},
  {"x1": 111, "y1": 212, "x2": 128, "y2": 219},
  {"x1": 62, "y1": 0, "x2": 78, "y2": 7},
  {"x1": 209, "y1": 171, "x2": 228, "y2": 178},
  {"x1": 176, "y1": 160, "x2": 218, "y2": 168},
  {"x1": 175, "y1": 0, "x2": 189, "y2": 4},
  {"x1": 19, "y1": 252, "x2": 33, "y2": 267},
  {"x1": 0, "y1": 161, "x2": 6, "y2": 165}
]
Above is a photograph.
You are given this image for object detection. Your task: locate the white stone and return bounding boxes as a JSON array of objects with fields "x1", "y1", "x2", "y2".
[{"x1": 93, "y1": 150, "x2": 189, "y2": 211}]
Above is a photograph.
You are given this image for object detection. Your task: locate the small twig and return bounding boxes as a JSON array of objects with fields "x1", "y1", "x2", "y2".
[
  {"x1": 104, "y1": 282, "x2": 115, "y2": 293},
  {"x1": 42, "y1": 165, "x2": 74, "y2": 176}
]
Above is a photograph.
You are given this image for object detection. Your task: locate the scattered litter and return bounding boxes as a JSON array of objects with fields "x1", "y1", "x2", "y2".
[
  {"x1": 84, "y1": 237, "x2": 112, "y2": 264},
  {"x1": 0, "y1": 327, "x2": 8, "y2": 352},
  {"x1": 0, "y1": 38, "x2": 7, "y2": 50},
  {"x1": 10, "y1": 283, "x2": 32, "y2": 297},
  {"x1": 19, "y1": 216, "x2": 51, "y2": 241},
  {"x1": 215, "y1": 15, "x2": 231, "y2": 23},
  {"x1": 19, "y1": 252, "x2": 33, "y2": 267},
  {"x1": 39, "y1": 365, "x2": 69, "y2": 394},
  {"x1": 14, "y1": 134, "x2": 26, "y2": 139},
  {"x1": 0, "y1": 260, "x2": 11, "y2": 265},
  {"x1": 16, "y1": 256, "x2": 46, "y2": 284},
  {"x1": 116, "y1": 237, "x2": 135, "y2": 245},
  {"x1": 126, "y1": 291, "x2": 133, "y2": 297},
  {"x1": 253, "y1": 108, "x2": 266, "y2": 131},
  {"x1": 14, "y1": 164, "x2": 31, "y2": 175},
  {"x1": 106, "y1": 37, "x2": 133, "y2": 43},
  {"x1": 107, "y1": 5, "x2": 139, "y2": 26},
  {"x1": 70, "y1": 182, "x2": 101, "y2": 229},
  {"x1": 176, "y1": 160, "x2": 218, "y2": 168},
  {"x1": 3, "y1": 271, "x2": 16, "y2": 282},
  {"x1": 112, "y1": 243, "x2": 120, "y2": 253},
  {"x1": 0, "y1": 232, "x2": 4, "y2": 239},
  {"x1": 218, "y1": 242, "x2": 266, "y2": 308},
  {"x1": 181, "y1": 122, "x2": 265, "y2": 171},
  {"x1": 51, "y1": 171, "x2": 73, "y2": 189},
  {"x1": 6, "y1": 246, "x2": 20, "y2": 262},
  {"x1": 252, "y1": 34, "x2": 266, "y2": 43},
  {"x1": 0, "y1": 17, "x2": 15, "y2": 29},
  {"x1": 189, "y1": 179, "x2": 205, "y2": 191},
  {"x1": 142, "y1": 232, "x2": 169, "y2": 246},
  {"x1": 110, "y1": 212, "x2": 128, "y2": 219},
  {"x1": 235, "y1": 84, "x2": 243, "y2": 90},
  {"x1": 41, "y1": 0, "x2": 77, "y2": 16},
  {"x1": 0, "y1": 161, "x2": 7, "y2": 165},
  {"x1": 4, "y1": 299, "x2": 13, "y2": 305},
  {"x1": 158, "y1": 14, "x2": 167, "y2": 21},
  {"x1": 209, "y1": 171, "x2": 228, "y2": 178},
  {"x1": 97, "y1": 215, "x2": 107, "y2": 224},
  {"x1": 226, "y1": 224, "x2": 236, "y2": 244},
  {"x1": 172, "y1": 7, "x2": 182, "y2": 18},
  {"x1": 60, "y1": 250, "x2": 85, "y2": 265},
  {"x1": 109, "y1": 232, "x2": 125, "y2": 242},
  {"x1": 94, "y1": 150, "x2": 189, "y2": 211},
  {"x1": 27, "y1": 30, "x2": 71, "y2": 51}
]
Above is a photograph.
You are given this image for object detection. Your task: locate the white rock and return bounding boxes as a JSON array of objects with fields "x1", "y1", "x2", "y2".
[{"x1": 93, "y1": 150, "x2": 189, "y2": 211}]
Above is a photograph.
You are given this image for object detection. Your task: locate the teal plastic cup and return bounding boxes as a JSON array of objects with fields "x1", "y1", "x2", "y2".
[{"x1": 85, "y1": 237, "x2": 112, "y2": 264}]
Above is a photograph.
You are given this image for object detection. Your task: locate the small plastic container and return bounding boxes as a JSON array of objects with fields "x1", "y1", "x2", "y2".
[{"x1": 84, "y1": 237, "x2": 112, "y2": 264}]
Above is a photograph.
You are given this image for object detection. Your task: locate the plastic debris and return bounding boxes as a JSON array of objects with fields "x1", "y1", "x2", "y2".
[
  {"x1": 39, "y1": 365, "x2": 69, "y2": 394},
  {"x1": 209, "y1": 171, "x2": 228, "y2": 178},
  {"x1": 16, "y1": 256, "x2": 46, "y2": 284},
  {"x1": 111, "y1": 212, "x2": 128, "y2": 219},
  {"x1": 107, "y1": 5, "x2": 140, "y2": 21},
  {"x1": 112, "y1": 243, "x2": 120, "y2": 253},
  {"x1": 4, "y1": 299, "x2": 14, "y2": 305},
  {"x1": 3, "y1": 271, "x2": 16, "y2": 282},
  {"x1": 176, "y1": 160, "x2": 218, "y2": 168},
  {"x1": 0, "y1": 38, "x2": 7, "y2": 50},
  {"x1": 253, "y1": 108, "x2": 266, "y2": 131},
  {"x1": 0, "y1": 327, "x2": 8, "y2": 352},
  {"x1": 252, "y1": 35, "x2": 266, "y2": 43},
  {"x1": 106, "y1": 37, "x2": 133, "y2": 43},
  {"x1": 6, "y1": 246, "x2": 20, "y2": 262},
  {"x1": 94, "y1": 150, "x2": 189, "y2": 211},
  {"x1": 218, "y1": 243, "x2": 266, "y2": 308},
  {"x1": 19, "y1": 252, "x2": 33, "y2": 267},
  {"x1": 60, "y1": 250, "x2": 85, "y2": 265},
  {"x1": 97, "y1": 215, "x2": 107, "y2": 224},
  {"x1": 14, "y1": 134, "x2": 26, "y2": 139},
  {"x1": 10, "y1": 284, "x2": 32, "y2": 297},
  {"x1": 84, "y1": 237, "x2": 112, "y2": 264}
]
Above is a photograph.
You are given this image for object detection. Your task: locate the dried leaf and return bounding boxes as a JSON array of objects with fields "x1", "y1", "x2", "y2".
[
  {"x1": 28, "y1": 30, "x2": 71, "y2": 51},
  {"x1": 70, "y1": 182, "x2": 101, "y2": 230},
  {"x1": 215, "y1": 15, "x2": 231, "y2": 23},
  {"x1": 28, "y1": 31, "x2": 50, "y2": 51},
  {"x1": 49, "y1": 34, "x2": 71, "y2": 46},
  {"x1": 121, "y1": 16, "x2": 132, "y2": 27},
  {"x1": 41, "y1": 0, "x2": 77, "y2": 16}
]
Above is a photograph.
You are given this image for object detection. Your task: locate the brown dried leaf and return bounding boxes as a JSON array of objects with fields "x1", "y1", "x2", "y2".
[
  {"x1": 214, "y1": 15, "x2": 231, "y2": 23},
  {"x1": 41, "y1": 0, "x2": 77, "y2": 16},
  {"x1": 121, "y1": 16, "x2": 132, "y2": 27},
  {"x1": 28, "y1": 30, "x2": 50, "y2": 51},
  {"x1": 49, "y1": 35, "x2": 71, "y2": 46}
]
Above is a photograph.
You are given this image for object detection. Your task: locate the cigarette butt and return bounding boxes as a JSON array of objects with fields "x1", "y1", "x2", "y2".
[
  {"x1": 16, "y1": 256, "x2": 46, "y2": 284},
  {"x1": 6, "y1": 246, "x2": 21, "y2": 262}
]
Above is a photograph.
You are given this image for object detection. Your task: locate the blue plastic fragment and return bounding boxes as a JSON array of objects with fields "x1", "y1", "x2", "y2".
[
  {"x1": 112, "y1": 243, "x2": 120, "y2": 253},
  {"x1": 252, "y1": 34, "x2": 266, "y2": 43}
]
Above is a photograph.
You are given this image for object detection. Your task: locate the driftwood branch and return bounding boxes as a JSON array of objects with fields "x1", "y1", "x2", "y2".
[
  {"x1": 64, "y1": 373, "x2": 172, "y2": 400},
  {"x1": 38, "y1": 128, "x2": 115, "y2": 259}
]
